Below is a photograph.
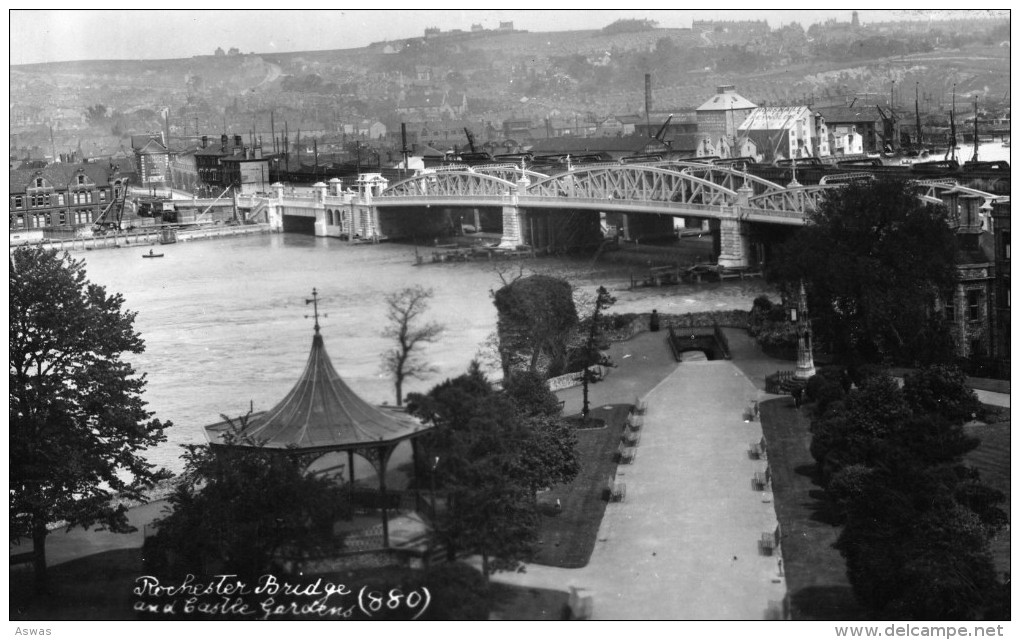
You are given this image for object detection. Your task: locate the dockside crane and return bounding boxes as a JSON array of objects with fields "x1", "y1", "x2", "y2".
[
  {"x1": 459, "y1": 127, "x2": 493, "y2": 165},
  {"x1": 875, "y1": 105, "x2": 899, "y2": 152},
  {"x1": 91, "y1": 185, "x2": 129, "y2": 234}
]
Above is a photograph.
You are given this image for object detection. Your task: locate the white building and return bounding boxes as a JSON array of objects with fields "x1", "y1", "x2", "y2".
[{"x1": 738, "y1": 106, "x2": 830, "y2": 162}]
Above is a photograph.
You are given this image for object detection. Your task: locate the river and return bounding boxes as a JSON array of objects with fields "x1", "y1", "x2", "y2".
[{"x1": 77, "y1": 233, "x2": 772, "y2": 475}]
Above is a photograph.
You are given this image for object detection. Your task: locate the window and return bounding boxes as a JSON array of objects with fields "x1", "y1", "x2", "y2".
[
  {"x1": 58, "y1": 212, "x2": 66, "y2": 225},
  {"x1": 14, "y1": 196, "x2": 22, "y2": 208},
  {"x1": 99, "y1": 190, "x2": 106, "y2": 202},
  {"x1": 77, "y1": 175, "x2": 85, "y2": 185},
  {"x1": 57, "y1": 193, "x2": 65, "y2": 205},
  {"x1": 35, "y1": 177, "x2": 44, "y2": 188},
  {"x1": 967, "y1": 290, "x2": 980, "y2": 321},
  {"x1": 86, "y1": 191, "x2": 93, "y2": 203}
]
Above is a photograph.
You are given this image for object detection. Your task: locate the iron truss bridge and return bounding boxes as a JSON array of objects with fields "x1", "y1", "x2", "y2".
[{"x1": 374, "y1": 163, "x2": 1004, "y2": 224}]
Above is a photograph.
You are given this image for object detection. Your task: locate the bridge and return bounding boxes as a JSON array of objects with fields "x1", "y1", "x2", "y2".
[{"x1": 253, "y1": 163, "x2": 1006, "y2": 268}]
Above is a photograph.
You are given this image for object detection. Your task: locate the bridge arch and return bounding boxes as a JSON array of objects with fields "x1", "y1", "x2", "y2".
[
  {"x1": 746, "y1": 184, "x2": 841, "y2": 215},
  {"x1": 677, "y1": 164, "x2": 786, "y2": 195},
  {"x1": 471, "y1": 164, "x2": 549, "y2": 183},
  {"x1": 526, "y1": 165, "x2": 738, "y2": 207},
  {"x1": 381, "y1": 171, "x2": 517, "y2": 198}
]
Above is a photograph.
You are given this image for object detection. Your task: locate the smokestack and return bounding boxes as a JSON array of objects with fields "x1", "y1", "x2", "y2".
[
  {"x1": 645, "y1": 74, "x2": 653, "y2": 115},
  {"x1": 202, "y1": 135, "x2": 208, "y2": 149},
  {"x1": 645, "y1": 73, "x2": 653, "y2": 137},
  {"x1": 401, "y1": 123, "x2": 409, "y2": 172}
]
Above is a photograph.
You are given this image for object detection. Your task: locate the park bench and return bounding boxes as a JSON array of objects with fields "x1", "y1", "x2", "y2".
[
  {"x1": 606, "y1": 481, "x2": 627, "y2": 502},
  {"x1": 619, "y1": 446, "x2": 637, "y2": 465},
  {"x1": 631, "y1": 398, "x2": 648, "y2": 415},
  {"x1": 626, "y1": 414, "x2": 643, "y2": 431},
  {"x1": 621, "y1": 431, "x2": 641, "y2": 447},
  {"x1": 748, "y1": 441, "x2": 763, "y2": 460}
]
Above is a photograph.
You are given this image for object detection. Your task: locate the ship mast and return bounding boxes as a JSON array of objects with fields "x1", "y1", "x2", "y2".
[
  {"x1": 971, "y1": 95, "x2": 979, "y2": 163},
  {"x1": 914, "y1": 82, "x2": 923, "y2": 149}
]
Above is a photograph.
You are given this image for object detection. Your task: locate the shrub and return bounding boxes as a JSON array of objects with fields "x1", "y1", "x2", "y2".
[
  {"x1": 806, "y1": 366, "x2": 847, "y2": 414},
  {"x1": 420, "y1": 563, "x2": 490, "y2": 620},
  {"x1": 903, "y1": 364, "x2": 983, "y2": 425}
]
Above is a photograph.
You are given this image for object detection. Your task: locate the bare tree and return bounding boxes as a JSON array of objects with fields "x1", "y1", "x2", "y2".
[{"x1": 382, "y1": 285, "x2": 444, "y2": 406}]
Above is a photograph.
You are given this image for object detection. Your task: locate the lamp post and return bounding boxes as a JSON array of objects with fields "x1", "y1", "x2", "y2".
[{"x1": 429, "y1": 455, "x2": 439, "y2": 523}]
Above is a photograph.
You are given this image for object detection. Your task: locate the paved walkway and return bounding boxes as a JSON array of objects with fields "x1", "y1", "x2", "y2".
[{"x1": 479, "y1": 357, "x2": 787, "y2": 619}]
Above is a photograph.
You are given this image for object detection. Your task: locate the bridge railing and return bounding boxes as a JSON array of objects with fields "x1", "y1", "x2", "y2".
[
  {"x1": 516, "y1": 194, "x2": 730, "y2": 213},
  {"x1": 375, "y1": 194, "x2": 515, "y2": 204}
]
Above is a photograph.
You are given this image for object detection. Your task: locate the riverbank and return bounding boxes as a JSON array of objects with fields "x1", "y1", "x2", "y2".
[{"x1": 10, "y1": 222, "x2": 271, "y2": 254}]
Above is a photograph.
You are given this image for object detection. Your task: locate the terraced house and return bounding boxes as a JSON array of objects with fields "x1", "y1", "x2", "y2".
[{"x1": 8, "y1": 163, "x2": 127, "y2": 231}]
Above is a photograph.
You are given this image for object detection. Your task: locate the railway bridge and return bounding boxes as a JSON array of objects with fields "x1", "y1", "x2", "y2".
[{"x1": 258, "y1": 162, "x2": 1006, "y2": 268}]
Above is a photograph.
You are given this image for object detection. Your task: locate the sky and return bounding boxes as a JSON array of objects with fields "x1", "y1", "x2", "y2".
[{"x1": 8, "y1": 7, "x2": 1011, "y2": 66}]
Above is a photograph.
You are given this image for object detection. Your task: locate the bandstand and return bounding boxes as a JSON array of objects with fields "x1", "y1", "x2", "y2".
[{"x1": 203, "y1": 289, "x2": 432, "y2": 548}]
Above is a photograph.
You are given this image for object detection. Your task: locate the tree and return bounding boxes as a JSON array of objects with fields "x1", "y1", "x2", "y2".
[
  {"x1": 581, "y1": 286, "x2": 615, "y2": 419},
  {"x1": 84, "y1": 104, "x2": 108, "y2": 123},
  {"x1": 503, "y1": 369, "x2": 562, "y2": 418},
  {"x1": 9, "y1": 247, "x2": 171, "y2": 592},
  {"x1": 769, "y1": 178, "x2": 958, "y2": 365},
  {"x1": 493, "y1": 275, "x2": 578, "y2": 376},
  {"x1": 407, "y1": 362, "x2": 578, "y2": 576},
  {"x1": 835, "y1": 462, "x2": 1003, "y2": 620},
  {"x1": 147, "y1": 416, "x2": 348, "y2": 579},
  {"x1": 381, "y1": 285, "x2": 444, "y2": 406},
  {"x1": 902, "y1": 364, "x2": 983, "y2": 425}
]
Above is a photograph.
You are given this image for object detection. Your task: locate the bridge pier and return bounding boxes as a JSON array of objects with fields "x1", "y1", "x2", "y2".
[
  {"x1": 717, "y1": 216, "x2": 753, "y2": 269},
  {"x1": 499, "y1": 204, "x2": 525, "y2": 248}
]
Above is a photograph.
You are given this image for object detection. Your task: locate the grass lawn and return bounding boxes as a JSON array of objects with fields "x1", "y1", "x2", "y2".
[
  {"x1": 964, "y1": 421, "x2": 1011, "y2": 574},
  {"x1": 531, "y1": 404, "x2": 631, "y2": 568},
  {"x1": 489, "y1": 584, "x2": 569, "y2": 620},
  {"x1": 10, "y1": 549, "x2": 143, "y2": 620},
  {"x1": 759, "y1": 397, "x2": 868, "y2": 621}
]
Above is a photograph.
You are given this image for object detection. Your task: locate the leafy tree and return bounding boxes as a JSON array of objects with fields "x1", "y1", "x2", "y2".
[
  {"x1": 407, "y1": 362, "x2": 578, "y2": 576},
  {"x1": 769, "y1": 178, "x2": 958, "y2": 365},
  {"x1": 84, "y1": 104, "x2": 108, "y2": 123},
  {"x1": 902, "y1": 364, "x2": 983, "y2": 425},
  {"x1": 503, "y1": 369, "x2": 562, "y2": 418},
  {"x1": 514, "y1": 414, "x2": 580, "y2": 494},
  {"x1": 836, "y1": 463, "x2": 1003, "y2": 620},
  {"x1": 381, "y1": 285, "x2": 444, "y2": 406},
  {"x1": 9, "y1": 247, "x2": 170, "y2": 592},
  {"x1": 147, "y1": 416, "x2": 348, "y2": 579},
  {"x1": 493, "y1": 275, "x2": 578, "y2": 376},
  {"x1": 580, "y1": 286, "x2": 615, "y2": 419}
]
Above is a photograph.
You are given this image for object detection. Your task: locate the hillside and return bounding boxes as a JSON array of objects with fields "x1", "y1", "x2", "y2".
[{"x1": 9, "y1": 18, "x2": 1010, "y2": 160}]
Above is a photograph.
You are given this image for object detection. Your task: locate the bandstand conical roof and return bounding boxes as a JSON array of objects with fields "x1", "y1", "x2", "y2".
[{"x1": 204, "y1": 331, "x2": 426, "y2": 452}]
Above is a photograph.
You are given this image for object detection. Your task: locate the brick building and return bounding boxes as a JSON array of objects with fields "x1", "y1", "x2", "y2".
[
  {"x1": 131, "y1": 134, "x2": 170, "y2": 187},
  {"x1": 194, "y1": 134, "x2": 247, "y2": 188},
  {"x1": 9, "y1": 162, "x2": 128, "y2": 231}
]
